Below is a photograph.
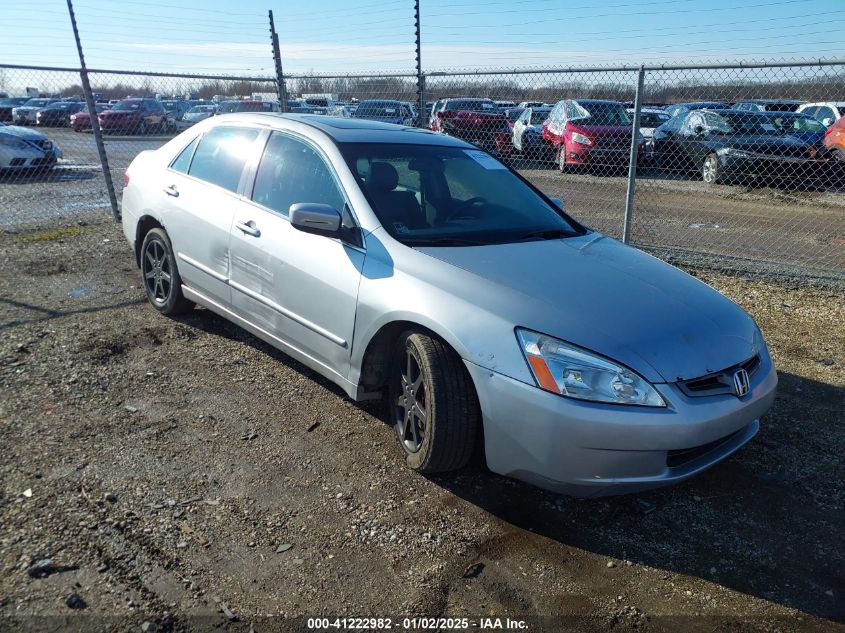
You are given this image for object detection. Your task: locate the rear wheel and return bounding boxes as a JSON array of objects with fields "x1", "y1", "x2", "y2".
[
  {"x1": 557, "y1": 146, "x2": 571, "y2": 173},
  {"x1": 389, "y1": 331, "x2": 479, "y2": 474},
  {"x1": 140, "y1": 228, "x2": 194, "y2": 315}
]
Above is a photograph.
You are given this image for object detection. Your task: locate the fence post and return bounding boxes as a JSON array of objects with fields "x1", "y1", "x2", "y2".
[
  {"x1": 623, "y1": 65, "x2": 645, "y2": 244},
  {"x1": 269, "y1": 10, "x2": 289, "y2": 113},
  {"x1": 65, "y1": 0, "x2": 120, "y2": 222},
  {"x1": 414, "y1": 0, "x2": 425, "y2": 127}
]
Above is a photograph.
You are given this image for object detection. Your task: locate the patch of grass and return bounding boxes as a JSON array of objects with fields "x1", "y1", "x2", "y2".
[{"x1": 15, "y1": 225, "x2": 93, "y2": 243}]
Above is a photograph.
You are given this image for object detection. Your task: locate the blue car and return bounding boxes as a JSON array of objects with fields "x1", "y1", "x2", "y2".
[{"x1": 762, "y1": 111, "x2": 828, "y2": 148}]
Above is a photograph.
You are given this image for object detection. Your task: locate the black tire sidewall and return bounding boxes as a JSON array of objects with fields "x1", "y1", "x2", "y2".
[{"x1": 390, "y1": 334, "x2": 435, "y2": 469}]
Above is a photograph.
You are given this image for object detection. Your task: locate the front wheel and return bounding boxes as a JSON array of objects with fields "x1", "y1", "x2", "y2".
[
  {"x1": 389, "y1": 331, "x2": 479, "y2": 474},
  {"x1": 702, "y1": 153, "x2": 721, "y2": 184},
  {"x1": 140, "y1": 228, "x2": 194, "y2": 315}
]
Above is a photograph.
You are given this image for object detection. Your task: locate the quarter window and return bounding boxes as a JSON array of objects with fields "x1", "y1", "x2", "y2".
[
  {"x1": 187, "y1": 126, "x2": 260, "y2": 193},
  {"x1": 251, "y1": 132, "x2": 345, "y2": 217},
  {"x1": 169, "y1": 136, "x2": 199, "y2": 174}
]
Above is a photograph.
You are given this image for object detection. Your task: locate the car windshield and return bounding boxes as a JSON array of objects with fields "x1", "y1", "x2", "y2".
[
  {"x1": 341, "y1": 143, "x2": 583, "y2": 246},
  {"x1": 640, "y1": 112, "x2": 669, "y2": 127},
  {"x1": 187, "y1": 105, "x2": 214, "y2": 113},
  {"x1": 24, "y1": 99, "x2": 52, "y2": 107},
  {"x1": 529, "y1": 110, "x2": 550, "y2": 124},
  {"x1": 217, "y1": 101, "x2": 264, "y2": 113},
  {"x1": 769, "y1": 114, "x2": 825, "y2": 134},
  {"x1": 354, "y1": 102, "x2": 402, "y2": 117},
  {"x1": 112, "y1": 101, "x2": 141, "y2": 111},
  {"x1": 571, "y1": 102, "x2": 631, "y2": 125},
  {"x1": 445, "y1": 100, "x2": 497, "y2": 112},
  {"x1": 704, "y1": 112, "x2": 779, "y2": 136},
  {"x1": 0, "y1": 98, "x2": 28, "y2": 106},
  {"x1": 46, "y1": 102, "x2": 75, "y2": 110}
]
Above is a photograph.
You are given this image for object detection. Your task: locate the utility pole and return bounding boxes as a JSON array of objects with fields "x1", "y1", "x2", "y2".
[
  {"x1": 66, "y1": 0, "x2": 120, "y2": 222},
  {"x1": 414, "y1": 0, "x2": 425, "y2": 128},
  {"x1": 269, "y1": 10, "x2": 289, "y2": 113}
]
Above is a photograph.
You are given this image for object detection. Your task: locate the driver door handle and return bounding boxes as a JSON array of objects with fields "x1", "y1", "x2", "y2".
[
  {"x1": 163, "y1": 184, "x2": 179, "y2": 197},
  {"x1": 236, "y1": 221, "x2": 261, "y2": 238}
]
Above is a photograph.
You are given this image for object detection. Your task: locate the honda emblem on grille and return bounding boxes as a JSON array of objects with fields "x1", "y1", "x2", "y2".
[{"x1": 732, "y1": 368, "x2": 750, "y2": 397}]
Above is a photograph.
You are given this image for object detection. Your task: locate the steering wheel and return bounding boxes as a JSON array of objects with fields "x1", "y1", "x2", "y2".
[{"x1": 446, "y1": 196, "x2": 488, "y2": 222}]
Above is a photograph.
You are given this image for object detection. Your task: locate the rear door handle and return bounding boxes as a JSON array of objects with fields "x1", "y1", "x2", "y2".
[
  {"x1": 163, "y1": 184, "x2": 179, "y2": 197},
  {"x1": 236, "y1": 221, "x2": 261, "y2": 237}
]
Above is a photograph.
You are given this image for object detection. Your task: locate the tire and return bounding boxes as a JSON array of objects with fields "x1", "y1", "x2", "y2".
[
  {"x1": 557, "y1": 146, "x2": 570, "y2": 173},
  {"x1": 702, "y1": 153, "x2": 720, "y2": 184},
  {"x1": 140, "y1": 228, "x2": 194, "y2": 315},
  {"x1": 389, "y1": 331, "x2": 480, "y2": 474}
]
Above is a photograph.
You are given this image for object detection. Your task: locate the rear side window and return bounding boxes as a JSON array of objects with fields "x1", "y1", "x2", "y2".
[
  {"x1": 188, "y1": 126, "x2": 260, "y2": 193},
  {"x1": 169, "y1": 136, "x2": 200, "y2": 174},
  {"x1": 251, "y1": 132, "x2": 345, "y2": 217}
]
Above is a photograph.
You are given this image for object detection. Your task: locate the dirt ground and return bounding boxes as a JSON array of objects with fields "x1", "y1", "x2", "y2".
[{"x1": 1, "y1": 217, "x2": 843, "y2": 633}]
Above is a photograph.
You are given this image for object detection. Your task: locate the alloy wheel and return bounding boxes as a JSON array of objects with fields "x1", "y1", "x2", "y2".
[
  {"x1": 703, "y1": 155, "x2": 718, "y2": 183},
  {"x1": 394, "y1": 346, "x2": 427, "y2": 453},
  {"x1": 142, "y1": 240, "x2": 172, "y2": 305}
]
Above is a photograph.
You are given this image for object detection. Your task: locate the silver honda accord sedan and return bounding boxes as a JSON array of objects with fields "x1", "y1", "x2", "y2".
[{"x1": 121, "y1": 113, "x2": 777, "y2": 497}]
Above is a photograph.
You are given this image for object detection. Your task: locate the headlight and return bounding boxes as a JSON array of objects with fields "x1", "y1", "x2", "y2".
[
  {"x1": 571, "y1": 132, "x2": 592, "y2": 146},
  {"x1": 0, "y1": 137, "x2": 29, "y2": 149},
  {"x1": 516, "y1": 328, "x2": 666, "y2": 407},
  {"x1": 721, "y1": 148, "x2": 754, "y2": 158}
]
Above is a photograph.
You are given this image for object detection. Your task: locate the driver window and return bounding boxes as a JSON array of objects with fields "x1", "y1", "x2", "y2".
[{"x1": 252, "y1": 132, "x2": 346, "y2": 218}]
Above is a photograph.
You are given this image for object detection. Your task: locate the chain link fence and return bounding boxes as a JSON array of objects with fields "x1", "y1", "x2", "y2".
[{"x1": 1, "y1": 61, "x2": 843, "y2": 282}]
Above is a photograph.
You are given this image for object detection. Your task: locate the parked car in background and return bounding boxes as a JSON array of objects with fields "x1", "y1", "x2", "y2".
[
  {"x1": 12, "y1": 98, "x2": 60, "y2": 125},
  {"x1": 664, "y1": 101, "x2": 726, "y2": 118},
  {"x1": 762, "y1": 111, "x2": 828, "y2": 147},
  {"x1": 353, "y1": 100, "x2": 414, "y2": 126},
  {"x1": 161, "y1": 100, "x2": 193, "y2": 128},
  {"x1": 495, "y1": 100, "x2": 517, "y2": 110},
  {"x1": 797, "y1": 101, "x2": 845, "y2": 128},
  {"x1": 732, "y1": 99, "x2": 804, "y2": 113},
  {"x1": 0, "y1": 97, "x2": 31, "y2": 123},
  {"x1": 629, "y1": 107, "x2": 671, "y2": 159},
  {"x1": 36, "y1": 101, "x2": 86, "y2": 127},
  {"x1": 177, "y1": 104, "x2": 217, "y2": 130},
  {"x1": 543, "y1": 99, "x2": 641, "y2": 172},
  {"x1": 217, "y1": 100, "x2": 280, "y2": 114},
  {"x1": 430, "y1": 98, "x2": 512, "y2": 157},
  {"x1": 502, "y1": 107, "x2": 525, "y2": 129},
  {"x1": 518, "y1": 101, "x2": 545, "y2": 108},
  {"x1": 98, "y1": 98, "x2": 168, "y2": 135},
  {"x1": 823, "y1": 116, "x2": 845, "y2": 162},
  {"x1": 70, "y1": 103, "x2": 110, "y2": 132},
  {"x1": 512, "y1": 106, "x2": 551, "y2": 158},
  {"x1": 652, "y1": 109, "x2": 827, "y2": 184},
  {"x1": 120, "y1": 113, "x2": 776, "y2": 497},
  {"x1": 0, "y1": 121, "x2": 62, "y2": 171}
]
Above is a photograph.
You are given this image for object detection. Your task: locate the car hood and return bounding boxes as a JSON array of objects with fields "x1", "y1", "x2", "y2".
[
  {"x1": 416, "y1": 233, "x2": 759, "y2": 382},
  {"x1": 0, "y1": 125, "x2": 48, "y2": 141},
  {"x1": 13, "y1": 106, "x2": 42, "y2": 113}
]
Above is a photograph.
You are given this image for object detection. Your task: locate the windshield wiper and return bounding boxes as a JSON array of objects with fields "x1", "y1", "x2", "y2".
[
  {"x1": 514, "y1": 228, "x2": 575, "y2": 242},
  {"x1": 403, "y1": 237, "x2": 489, "y2": 247}
]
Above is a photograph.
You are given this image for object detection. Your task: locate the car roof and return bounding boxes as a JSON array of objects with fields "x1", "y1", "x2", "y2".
[
  {"x1": 231, "y1": 112, "x2": 476, "y2": 147},
  {"x1": 801, "y1": 101, "x2": 845, "y2": 107},
  {"x1": 574, "y1": 99, "x2": 622, "y2": 105}
]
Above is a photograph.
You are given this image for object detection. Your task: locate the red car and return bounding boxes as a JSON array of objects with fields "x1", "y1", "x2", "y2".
[
  {"x1": 98, "y1": 98, "x2": 168, "y2": 135},
  {"x1": 542, "y1": 99, "x2": 642, "y2": 171},
  {"x1": 70, "y1": 103, "x2": 110, "y2": 132},
  {"x1": 430, "y1": 98, "x2": 512, "y2": 157},
  {"x1": 823, "y1": 116, "x2": 845, "y2": 160}
]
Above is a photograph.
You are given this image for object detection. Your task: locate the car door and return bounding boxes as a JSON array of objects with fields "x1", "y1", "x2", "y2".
[
  {"x1": 229, "y1": 130, "x2": 365, "y2": 379},
  {"x1": 162, "y1": 125, "x2": 262, "y2": 307}
]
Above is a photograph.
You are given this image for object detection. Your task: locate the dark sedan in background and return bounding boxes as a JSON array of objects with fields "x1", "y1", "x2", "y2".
[
  {"x1": 352, "y1": 99, "x2": 414, "y2": 125},
  {"x1": 0, "y1": 97, "x2": 30, "y2": 123},
  {"x1": 652, "y1": 109, "x2": 828, "y2": 184},
  {"x1": 36, "y1": 101, "x2": 86, "y2": 127}
]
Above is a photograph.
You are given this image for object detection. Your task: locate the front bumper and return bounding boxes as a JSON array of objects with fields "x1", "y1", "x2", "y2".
[
  {"x1": 0, "y1": 145, "x2": 58, "y2": 169},
  {"x1": 720, "y1": 153, "x2": 828, "y2": 180},
  {"x1": 465, "y1": 351, "x2": 777, "y2": 497}
]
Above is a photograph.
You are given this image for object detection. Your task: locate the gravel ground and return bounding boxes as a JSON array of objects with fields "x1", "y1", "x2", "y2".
[{"x1": 0, "y1": 217, "x2": 843, "y2": 633}]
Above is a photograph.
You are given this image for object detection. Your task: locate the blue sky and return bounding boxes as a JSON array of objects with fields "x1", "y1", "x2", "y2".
[{"x1": 1, "y1": 0, "x2": 843, "y2": 76}]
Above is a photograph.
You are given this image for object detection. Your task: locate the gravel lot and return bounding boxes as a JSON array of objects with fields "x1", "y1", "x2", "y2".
[
  {"x1": 1, "y1": 128, "x2": 843, "y2": 281},
  {"x1": 1, "y1": 217, "x2": 843, "y2": 632}
]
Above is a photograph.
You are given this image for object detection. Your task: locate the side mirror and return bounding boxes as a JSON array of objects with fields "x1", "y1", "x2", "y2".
[
  {"x1": 693, "y1": 125, "x2": 705, "y2": 136},
  {"x1": 550, "y1": 197, "x2": 565, "y2": 211},
  {"x1": 289, "y1": 203, "x2": 342, "y2": 238},
  {"x1": 822, "y1": 117, "x2": 833, "y2": 127}
]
